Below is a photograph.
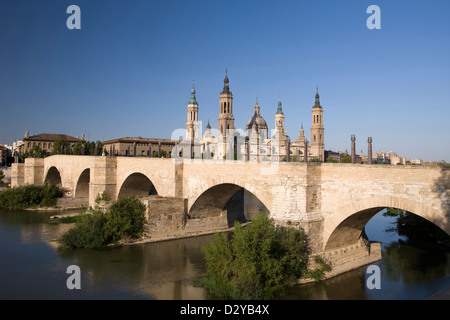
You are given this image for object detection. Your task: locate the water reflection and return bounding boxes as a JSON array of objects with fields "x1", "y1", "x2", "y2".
[
  {"x1": 0, "y1": 209, "x2": 449, "y2": 300},
  {"x1": 382, "y1": 242, "x2": 450, "y2": 284},
  {"x1": 56, "y1": 235, "x2": 215, "y2": 299}
]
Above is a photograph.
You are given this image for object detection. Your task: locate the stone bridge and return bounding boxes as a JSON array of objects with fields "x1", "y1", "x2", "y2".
[{"x1": 11, "y1": 155, "x2": 450, "y2": 275}]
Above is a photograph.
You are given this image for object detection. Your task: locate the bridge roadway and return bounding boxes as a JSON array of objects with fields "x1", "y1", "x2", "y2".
[{"x1": 12, "y1": 156, "x2": 449, "y2": 275}]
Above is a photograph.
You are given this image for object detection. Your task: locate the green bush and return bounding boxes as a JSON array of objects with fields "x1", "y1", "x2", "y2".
[
  {"x1": 0, "y1": 184, "x2": 64, "y2": 209},
  {"x1": 59, "y1": 211, "x2": 107, "y2": 249},
  {"x1": 198, "y1": 213, "x2": 310, "y2": 300},
  {"x1": 104, "y1": 195, "x2": 147, "y2": 243},
  {"x1": 59, "y1": 195, "x2": 147, "y2": 249}
]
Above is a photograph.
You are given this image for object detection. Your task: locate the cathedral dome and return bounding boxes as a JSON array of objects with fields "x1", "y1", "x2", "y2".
[
  {"x1": 247, "y1": 113, "x2": 268, "y2": 129},
  {"x1": 246, "y1": 98, "x2": 268, "y2": 134}
]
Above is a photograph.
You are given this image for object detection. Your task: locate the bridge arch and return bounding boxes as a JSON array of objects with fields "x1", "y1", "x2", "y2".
[
  {"x1": 75, "y1": 168, "x2": 90, "y2": 198},
  {"x1": 188, "y1": 183, "x2": 270, "y2": 226},
  {"x1": 44, "y1": 166, "x2": 62, "y2": 186},
  {"x1": 118, "y1": 172, "x2": 158, "y2": 198},
  {"x1": 323, "y1": 195, "x2": 449, "y2": 251}
]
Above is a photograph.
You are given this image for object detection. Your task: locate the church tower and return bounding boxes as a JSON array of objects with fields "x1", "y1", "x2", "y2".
[
  {"x1": 186, "y1": 81, "x2": 200, "y2": 142},
  {"x1": 217, "y1": 70, "x2": 235, "y2": 158},
  {"x1": 274, "y1": 96, "x2": 287, "y2": 140},
  {"x1": 310, "y1": 87, "x2": 325, "y2": 161},
  {"x1": 217, "y1": 69, "x2": 235, "y2": 139},
  {"x1": 295, "y1": 123, "x2": 306, "y2": 144}
]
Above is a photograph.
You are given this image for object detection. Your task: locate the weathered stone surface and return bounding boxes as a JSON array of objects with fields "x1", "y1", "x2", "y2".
[
  {"x1": 12, "y1": 156, "x2": 449, "y2": 272},
  {"x1": 144, "y1": 196, "x2": 186, "y2": 237}
]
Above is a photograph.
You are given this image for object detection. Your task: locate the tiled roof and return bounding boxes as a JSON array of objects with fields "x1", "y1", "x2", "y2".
[
  {"x1": 102, "y1": 137, "x2": 181, "y2": 145},
  {"x1": 24, "y1": 133, "x2": 80, "y2": 142}
]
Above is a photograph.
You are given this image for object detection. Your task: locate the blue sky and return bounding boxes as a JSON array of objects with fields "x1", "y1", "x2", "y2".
[{"x1": 0, "y1": 0, "x2": 449, "y2": 161}]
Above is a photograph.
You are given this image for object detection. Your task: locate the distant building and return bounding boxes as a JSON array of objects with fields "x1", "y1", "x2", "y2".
[
  {"x1": 325, "y1": 150, "x2": 363, "y2": 163},
  {"x1": 408, "y1": 158, "x2": 423, "y2": 165},
  {"x1": 185, "y1": 72, "x2": 326, "y2": 162},
  {"x1": 0, "y1": 145, "x2": 12, "y2": 166},
  {"x1": 391, "y1": 156, "x2": 407, "y2": 165},
  {"x1": 101, "y1": 137, "x2": 180, "y2": 157},
  {"x1": 18, "y1": 131, "x2": 81, "y2": 155},
  {"x1": 12, "y1": 140, "x2": 23, "y2": 155}
]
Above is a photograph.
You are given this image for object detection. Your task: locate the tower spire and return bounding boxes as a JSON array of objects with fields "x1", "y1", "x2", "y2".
[
  {"x1": 222, "y1": 68, "x2": 230, "y2": 94},
  {"x1": 314, "y1": 86, "x2": 321, "y2": 108},
  {"x1": 276, "y1": 95, "x2": 283, "y2": 114},
  {"x1": 189, "y1": 80, "x2": 197, "y2": 104}
]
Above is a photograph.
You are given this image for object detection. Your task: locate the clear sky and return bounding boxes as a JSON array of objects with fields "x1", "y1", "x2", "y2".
[{"x1": 0, "y1": 0, "x2": 449, "y2": 161}]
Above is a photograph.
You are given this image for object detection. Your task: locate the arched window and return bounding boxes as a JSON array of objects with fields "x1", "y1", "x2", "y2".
[{"x1": 314, "y1": 135, "x2": 316, "y2": 143}]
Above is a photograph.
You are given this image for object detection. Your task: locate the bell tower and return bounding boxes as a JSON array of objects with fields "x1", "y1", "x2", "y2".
[
  {"x1": 310, "y1": 87, "x2": 325, "y2": 161},
  {"x1": 217, "y1": 69, "x2": 235, "y2": 158},
  {"x1": 186, "y1": 81, "x2": 199, "y2": 142},
  {"x1": 217, "y1": 69, "x2": 235, "y2": 139},
  {"x1": 274, "y1": 96, "x2": 287, "y2": 140}
]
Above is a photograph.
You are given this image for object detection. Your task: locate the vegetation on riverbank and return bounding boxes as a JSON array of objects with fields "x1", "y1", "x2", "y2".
[
  {"x1": 58, "y1": 194, "x2": 146, "y2": 249},
  {"x1": 384, "y1": 207, "x2": 450, "y2": 251},
  {"x1": 197, "y1": 213, "x2": 330, "y2": 300},
  {"x1": 0, "y1": 184, "x2": 64, "y2": 209}
]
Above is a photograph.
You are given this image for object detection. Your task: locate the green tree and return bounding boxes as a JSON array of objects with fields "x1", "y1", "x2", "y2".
[
  {"x1": 73, "y1": 140, "x2": 86, "y2": 155},
  {"x1": 103, "y1": 195, "x2": 147, "y2": 243},
  {"x1": 0, "y1": 184, "x2": 64, "y2": 209},
  {"x1": 74, "y1": 140, "x2": 103, "y2": 155},
  {"x1": 152, "y1": 150, "x2": 167, "y2": 158},
  {"x1": 21, "y1": 145, "x2": 46, "y2": 158},
  {"x1": 59, "y1": 195, "x2": 146, "y2": 249},
  {"x1": 341, "y1": 156, "x2": 351, "y2": 163},
  {"x1": 199, "y1": 213, "x2": 310, "y2": 299},
  {"x1": 53, "y1": 139, "x2": 71, "y2": 155},
  {"x1": 59, "y1": 211, "x2": 107, "y2": 249},
  {"x1": 326, "y1": 156, "x2": 337, "y2": 163}
]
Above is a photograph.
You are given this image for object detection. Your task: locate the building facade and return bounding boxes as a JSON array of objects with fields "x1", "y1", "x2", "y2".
[
  {"x1": 101, "y1": 137, "x2": 179, "y2": 157},
  {"x1": 18, "y1": 132, "x2": 81, "y2": 155}
]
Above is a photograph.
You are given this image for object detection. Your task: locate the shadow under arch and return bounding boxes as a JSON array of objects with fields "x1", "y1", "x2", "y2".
[
  {"x1": 118, "y1": 172, "x2": 158, "y2": 198},
  {"x1": 188, "y1": 183, "x2": 269, "y2": 227},
  {"x1": 75, "y1": 168, "x2": 90, "y2": 198},
  {"x1": 44, "y1": 166, "x2": 62, "y2": 186},
  {"x1": 324, "y1": 196, "x2": 450, "y2": 252}
]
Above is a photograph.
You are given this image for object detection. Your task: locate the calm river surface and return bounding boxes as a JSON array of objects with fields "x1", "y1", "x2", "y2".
[{"x1": 0, "y1": 209, "x2": 449, "y2": 300}]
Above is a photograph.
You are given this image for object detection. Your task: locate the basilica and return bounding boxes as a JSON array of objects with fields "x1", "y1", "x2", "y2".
[{"x1": 185, "y1": 71, "x2": 325, "y2": 162}]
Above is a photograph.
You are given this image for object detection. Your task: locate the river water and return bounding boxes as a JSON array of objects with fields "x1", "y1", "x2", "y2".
[{"x1": 0, "y1": 209, "x2": 449, "y2": 300}]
